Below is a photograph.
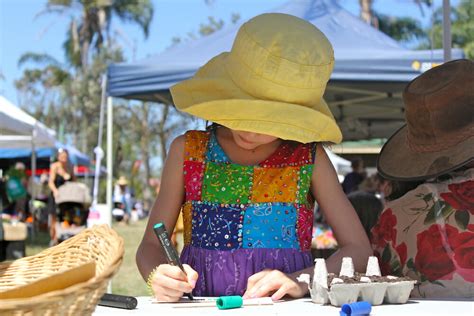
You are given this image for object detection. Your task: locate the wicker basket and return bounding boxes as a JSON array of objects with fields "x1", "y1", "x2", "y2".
[{"x1": 0, "y1": 224, "x2": 124, "y2": 315}]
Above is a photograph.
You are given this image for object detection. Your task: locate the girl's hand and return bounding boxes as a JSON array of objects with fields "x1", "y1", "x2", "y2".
[
  {"x1": 243, "y1": 269, "x2": 308, "y2": 301},
  {"x1": 150, "y1": 264, "x2": 198, "y2": 302}
]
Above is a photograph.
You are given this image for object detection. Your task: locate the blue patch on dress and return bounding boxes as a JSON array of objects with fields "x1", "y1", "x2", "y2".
[
  {"x1": 242, "y1": 203, "x2": 299, "y2": 249},
  {"x1": 206, "y1": 131, "x2": 231, "y2": 163},
  {"x1": 191, "y1": 202, "x2": 243, "y2": 250}
]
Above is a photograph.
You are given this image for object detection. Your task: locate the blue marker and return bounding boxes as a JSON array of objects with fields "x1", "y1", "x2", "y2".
[{"x1": 153, "y1": 222, "x2": 194, "y2": 300}]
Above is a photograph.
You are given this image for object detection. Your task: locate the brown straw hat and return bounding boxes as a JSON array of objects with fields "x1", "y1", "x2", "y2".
[{"x1": 377, "y1": 59, "x2": 474, "y2": 181}]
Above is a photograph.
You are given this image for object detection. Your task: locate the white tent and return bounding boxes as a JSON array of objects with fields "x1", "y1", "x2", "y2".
[
  {"x1": 0, "y1": 96, "x2": 57, "y2": 149},
  {"x1": 0, "y1": 95, "x2": 57, "y2": 204},
  {"x1": 325, "y1": 148, "x2": 351, "y2": 176}
]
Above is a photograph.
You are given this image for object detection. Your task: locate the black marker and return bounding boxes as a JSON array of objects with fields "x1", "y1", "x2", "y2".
[
  {"x1": 98, "y1": 293, "x2": 138, "y2": 310},
  {"x1": 153, "y1": 222, "x2": 194, "y2": 300}
]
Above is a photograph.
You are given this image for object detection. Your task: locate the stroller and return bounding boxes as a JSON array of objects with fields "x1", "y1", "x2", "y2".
[{"x1": 54, "y1": 182, "x2": 91, "y2": 243}]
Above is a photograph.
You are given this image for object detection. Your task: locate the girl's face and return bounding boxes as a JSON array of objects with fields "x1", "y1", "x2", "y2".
[{"x1": 230, "y1": 130, "x2": 279, "y2": 150}]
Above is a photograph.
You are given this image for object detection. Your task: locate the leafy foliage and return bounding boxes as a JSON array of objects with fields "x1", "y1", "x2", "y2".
[{"x1": 419, "y1": 0, "x2": 474, "y2": 58}]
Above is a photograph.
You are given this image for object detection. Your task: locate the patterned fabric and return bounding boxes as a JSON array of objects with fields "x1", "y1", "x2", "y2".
[
  {"x1": 180, "y1": 129, "x2": 316, "y2": 296},
  {"x1": 371, "y1": 168, "x2": 474, "y2": 299}
]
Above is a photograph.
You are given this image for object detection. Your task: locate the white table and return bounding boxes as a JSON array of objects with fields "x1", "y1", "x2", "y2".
[{"x1": 94, "y1": 296, "x2": 474, "y2": 316}]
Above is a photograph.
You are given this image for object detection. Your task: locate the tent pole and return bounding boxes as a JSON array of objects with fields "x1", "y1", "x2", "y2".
[
  {"x1": 92, "y1": 74, "x2": 107, "y2": 207},
  {"x1": 442, "y1": 0, "x2": 452, "y2": 62},
  {"x1": 106, "y1": 96, "x2": 113, "y2": 228},
  {"x1": 30, "y1": 128, "x2": 37, "y2": 239}
]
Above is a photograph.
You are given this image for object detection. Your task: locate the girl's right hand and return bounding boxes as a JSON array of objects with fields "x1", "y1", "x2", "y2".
[{"x1": 150, "y1": 264, "x2": 198, "y2": 302}]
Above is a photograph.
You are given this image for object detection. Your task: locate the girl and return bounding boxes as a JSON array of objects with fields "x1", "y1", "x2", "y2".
[{"x1": 136, "y1": 13, "x2": 371, "y2": 301}]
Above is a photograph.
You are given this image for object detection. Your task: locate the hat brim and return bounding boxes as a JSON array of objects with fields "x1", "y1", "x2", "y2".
[
  {"x1": 377, "y1": 125, "x2": 474, "y2": 181},
  {"x1": 171, "y1": 52, "x2": 342, "y2": 144},
  {"x1": 180, "y1": 99, "x2": 342, "y2": 144}
]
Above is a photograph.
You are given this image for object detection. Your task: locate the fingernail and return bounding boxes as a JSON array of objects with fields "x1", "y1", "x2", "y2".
[{"x1": 190, "y1": 279, "x2": 196, "y2": 287}]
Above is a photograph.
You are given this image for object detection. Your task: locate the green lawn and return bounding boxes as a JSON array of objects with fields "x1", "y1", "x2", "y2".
[
  {"x1": 110, "y1": 220, "x2": 148, "y2": 296},
  {"x1": 25, "y1": 219, "x2": 149, "y2": 296}
]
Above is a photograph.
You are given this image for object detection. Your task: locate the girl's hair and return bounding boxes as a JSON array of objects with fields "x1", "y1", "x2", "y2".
[{"x1": 205, "y1": 122, "x2": 220, "y2": 131}]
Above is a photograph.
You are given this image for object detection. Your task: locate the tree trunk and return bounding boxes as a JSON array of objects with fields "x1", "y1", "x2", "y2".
[
  {"x1": 359, "y1": 0, "x2": 378, "y2": 28},
  {"x1": 158, "y1": 104, "x2": 170, "y2": 164},
  {"x1": 140, "y1": 103, "x2": 152, "y2": 186}
]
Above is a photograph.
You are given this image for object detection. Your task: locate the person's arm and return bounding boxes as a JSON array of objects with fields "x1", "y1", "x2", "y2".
[
  {"x1": 136, "y1": 135, "x2": 197, "y2": 301},
  {"x1": 244, "y1": 144, "x2": 372, "y2": 301},
  {"x1": 311, "y1": 144, "x2": 372, "y2": 273},
  {"x1": 48, "y1": 163, "x2": 59, "y2": 198}
]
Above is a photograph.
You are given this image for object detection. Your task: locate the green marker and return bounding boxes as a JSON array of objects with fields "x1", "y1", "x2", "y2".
[{"x1": 153, "y1": 222, "x2": 194, "y2": 300}]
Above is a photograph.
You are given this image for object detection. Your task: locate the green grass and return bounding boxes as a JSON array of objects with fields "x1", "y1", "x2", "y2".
[
  {"x1": 110, "y1": 220, "x2": 148, "y2": 296},
  {"x1": 25, "y1": 219, "x2": 149, "y2": 296}
]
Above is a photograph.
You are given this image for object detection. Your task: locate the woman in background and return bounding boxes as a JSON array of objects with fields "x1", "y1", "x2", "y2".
[{"x1": 48, "y1": 148, "x2": 75, "y2": 245}]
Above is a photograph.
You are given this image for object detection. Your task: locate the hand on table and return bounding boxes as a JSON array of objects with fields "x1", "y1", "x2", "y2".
[
  {"x1": 243, "y1": 269, "x2": 308, "y2": 301},
  {"x1": 150, "y1": 264, "x2": 198, "y2": 302}
]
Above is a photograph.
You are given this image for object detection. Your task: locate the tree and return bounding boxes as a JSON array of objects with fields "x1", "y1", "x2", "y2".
[
  {"x1": 419, "y1": 0, "x2": 474, "y2": 58},
  {"x1": 171, "y1": 13, "x2": 240, "y2": 46},
  {"x1": 14, "y1": 53, "x2": 71, "y2": 131},
  {"x1": 15, "y1": 46, "x2": 125, "y2": 151},
  {"x1": 40, "y1": 0, "x2": 153, "y2": 69},
  {"x1": 376, "y1": 13, "x2": 425, "y2": 43},
  {"x1": 358, "y1": 0, "x2": 427, "y2": 45}
]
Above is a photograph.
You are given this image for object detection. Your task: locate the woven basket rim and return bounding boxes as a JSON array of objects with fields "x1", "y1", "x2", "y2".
[{"x1": 0, "y1": 224, "x2": 124, "y2": 310}]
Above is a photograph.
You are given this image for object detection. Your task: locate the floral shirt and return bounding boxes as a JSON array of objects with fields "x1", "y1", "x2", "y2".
[{"x1": 371, "y1": 168, "x2": 474, "y2": 298}]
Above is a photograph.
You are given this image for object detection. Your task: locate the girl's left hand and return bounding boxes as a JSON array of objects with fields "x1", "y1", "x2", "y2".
[{"x1": 243, "y1": 269, "x2": 308, "y2": 301}]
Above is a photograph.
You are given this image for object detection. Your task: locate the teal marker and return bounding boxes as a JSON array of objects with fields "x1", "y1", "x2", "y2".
[{"x1": 153, "y1": 222, "x2": 194, "y2": 300}]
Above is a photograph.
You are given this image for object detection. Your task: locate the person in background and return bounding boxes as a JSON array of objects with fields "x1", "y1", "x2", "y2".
[
  {"x1": 342, "y1": 157, "x2": 366, "y2": 194},
  {"x1": 48, "y1": 148, "x2": 75, "y2": 244},
  {"x1": 372, "y1": 59, "x2": 473, "y2": 299},
  {"x1": 113, "y1": 176, "x2": 133, "y2": 222},
  {"x1": 5, "y1": 162, "x2": 28, "y2": 221},
  {"x1": 347, "y1": 190, "x2": 384, "y2": 240}
]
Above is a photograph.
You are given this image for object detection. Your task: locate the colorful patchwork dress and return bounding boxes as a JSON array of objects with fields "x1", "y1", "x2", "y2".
[{"x1": 180, "y1": 129, "x2": 316, "y2": 296}]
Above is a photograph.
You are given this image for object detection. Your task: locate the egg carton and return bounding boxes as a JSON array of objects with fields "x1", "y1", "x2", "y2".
[{"x1": 297, "y1": 256, "x2": 416, "y2": 307}]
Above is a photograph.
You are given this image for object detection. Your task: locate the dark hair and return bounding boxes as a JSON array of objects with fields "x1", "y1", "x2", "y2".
[
  {"x1": 57, "y1": 148, "x2": 69, "y2": 155},
  {"x1": 205, "y1": 122, "x2": 220, "y2": 131},
  {"x1": 347, "y1": 191, "x2": 383, "y2": 239},
  {"x1": 386, "y1": 179, "x2": 423, "y2": 201},
  {"x1": 351, "y1": 157, "x2": 363, "y2": 169}
]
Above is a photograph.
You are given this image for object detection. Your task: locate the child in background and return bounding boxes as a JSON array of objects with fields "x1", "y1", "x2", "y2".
[{"x1": 136, "y1": 13, "x2": 371, "y2": 302}]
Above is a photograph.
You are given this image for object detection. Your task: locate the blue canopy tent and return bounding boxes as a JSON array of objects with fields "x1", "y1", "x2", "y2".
[
  {"x1": 0, "y1": 142, "x2": 90, "y2": 167},
  {"x1": 107, "y1": 0, "x2": 463, "y2": 141}
]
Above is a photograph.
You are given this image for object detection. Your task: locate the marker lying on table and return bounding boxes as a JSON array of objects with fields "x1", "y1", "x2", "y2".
[
  {"x1": 169, "y1": 296, "x2": 274, "y2": 309},
  {"x1": 153, "y1": 222, "x2": 194, "y2": 300}
]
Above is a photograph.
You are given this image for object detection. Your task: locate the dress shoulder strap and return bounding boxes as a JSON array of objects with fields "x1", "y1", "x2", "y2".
[{"x1": 184, "y1": 130, "x2": 210, "y2": 162}]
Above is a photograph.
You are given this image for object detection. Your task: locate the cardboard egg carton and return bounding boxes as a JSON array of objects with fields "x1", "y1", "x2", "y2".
[{"x1": 297, "y1": 256, "x2": 416, "y2": 307}]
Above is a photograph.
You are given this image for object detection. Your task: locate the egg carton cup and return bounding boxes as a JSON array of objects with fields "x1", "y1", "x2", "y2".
[{"x1": 299, "y1": 256, "x2": 416, "y2": 307}]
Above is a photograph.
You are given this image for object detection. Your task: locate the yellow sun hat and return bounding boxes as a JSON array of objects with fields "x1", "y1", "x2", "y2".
[{"x1": 171, "y1": 13, "x2": 342, "y2": 144}]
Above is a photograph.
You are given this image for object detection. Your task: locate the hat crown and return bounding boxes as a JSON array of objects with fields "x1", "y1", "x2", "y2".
[
  {"x1": 239, "y1": 13, "x2": 334, "y2": 67},
  {"x1": 226, "y1": 13, "x2": 334, "y2": 106},
  {"x1": 403, "y1": 59, "x2": 474, "y2": 152}
]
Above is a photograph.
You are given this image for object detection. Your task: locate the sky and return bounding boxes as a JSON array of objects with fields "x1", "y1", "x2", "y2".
[{"x1": 0, "y1": 0, "x2": 457, "y2": 103}]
